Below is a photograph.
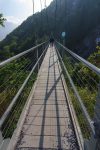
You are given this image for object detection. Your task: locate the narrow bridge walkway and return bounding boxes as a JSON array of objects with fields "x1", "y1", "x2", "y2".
[{"x1": 15, "y1": 46, "x2": 79, "y2": 149}]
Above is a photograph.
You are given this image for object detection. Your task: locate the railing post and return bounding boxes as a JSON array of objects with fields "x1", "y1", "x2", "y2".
[
  {"x1": 35, "y1": 40, "x2": 39, "y2": 73},
  {"x1": 37, "y1": 47, "x2": 39, "y2": 72},
  {"x1": 42, "y1": 43, "x2": 46, "y2": 62}
]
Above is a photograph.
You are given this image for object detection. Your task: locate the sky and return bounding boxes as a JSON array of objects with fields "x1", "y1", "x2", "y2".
[
  {"x1": 0, "y1": 0, "x2": 53, "y2": 25},
  {"x1": 0, "y1": 0, "x2": 53, "y2": 40}
]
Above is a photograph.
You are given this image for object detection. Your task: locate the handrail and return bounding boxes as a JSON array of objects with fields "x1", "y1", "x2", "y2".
[
  {"x1": 56, "y1": 41, "x2": 100, "y2": 76},
  {"x1": 56, "y1": 45, "x2": 95, "y2": 136},
  {"x1": 0, "y1": 41, "x2": 47, "y2": 68},
  {"x1": 0, "y1": 44, "x2": 48, "y2": 128}
]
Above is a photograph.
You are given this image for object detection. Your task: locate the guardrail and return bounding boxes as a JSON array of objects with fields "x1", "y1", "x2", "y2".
[
  {"x1": 0, "y1": 43, "x2": 48, "y2": 128},
  {"x1": 0, "y1": 42, "x2": 47, "y2": 68},
  {"x1": 56, "y1": 41, "x2": 100, "y2": 76},
  {"x1": 55, "y1": 41, "x2": 100, "y2": 150},
  {"x1": 0, "y1": 41, "x2": 48, "y2": 149}
]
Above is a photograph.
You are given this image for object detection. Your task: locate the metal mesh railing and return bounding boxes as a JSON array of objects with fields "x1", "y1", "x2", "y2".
[
  {"x1": 55, "y1": 41, "x2": 100, "y2": 149},
  {"x1": 0, "y1": 41, "x2": 48, "y2": 146}
]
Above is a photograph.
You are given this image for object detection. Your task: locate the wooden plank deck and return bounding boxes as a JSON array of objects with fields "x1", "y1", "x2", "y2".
[{"x1": 15, "y1": 46, "x2": 79, "y2": 149}]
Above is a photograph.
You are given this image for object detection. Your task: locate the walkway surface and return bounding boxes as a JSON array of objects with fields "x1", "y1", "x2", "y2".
[{"x1": 16, "y1": 46, "x2": 79, "y2": 150}]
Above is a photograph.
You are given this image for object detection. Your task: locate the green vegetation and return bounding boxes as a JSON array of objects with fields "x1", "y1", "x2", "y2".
[
  {"x1": 0, "y1": 29, "x2": 44, "y2": 137},
  {"x1": 0, "y1": 58, "x2": 30, "y2": 117},
  {"x1": 2, "y1": 72, "x2": 36, "y2": 138},
  {"x1": 69, "y1": 87, "x2": 91, "y2": 138},
  {"x1": 88, "y1": 46, "x2": 100, "y2": 68},
  {"x1": 63, "y1": 47, "x2": 100, "y2": 138},
  {"x1": 0, "y1": 0, "x2": 100, "y2": 60},
  {"x1": 0, "y1": 55, "x2": 37, "y2": 138},
  {"x1": 0, "y1": 0, "x2": 100, "y2": 140}
]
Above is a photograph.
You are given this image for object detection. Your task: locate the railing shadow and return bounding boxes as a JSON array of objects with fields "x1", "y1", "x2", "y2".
[
  {"x1": 39, "y1": 47, "x2": 62, "y2": 149},
  {"x1": 21, "y1": 47, "x2": 63, "y2": 149}
]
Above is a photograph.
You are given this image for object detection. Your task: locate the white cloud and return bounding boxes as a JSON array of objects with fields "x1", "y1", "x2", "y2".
[
  {"x1": 6, "y1": 16, "x2": 21, "y2": 25},
  {"x1": 14, "y1": 0, "x2": 53, "y2": 12},
  {"x1": 14, "y1": 0, "x2": 28, "y2": 3},
  {"x1": 4, "y1": 0, "x2": 53, "y2": 25}
]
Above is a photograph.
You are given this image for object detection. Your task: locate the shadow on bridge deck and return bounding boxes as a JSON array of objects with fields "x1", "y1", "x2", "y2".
[{"x1": 8, "y1": 46, "x2": 79, "y2": 150}]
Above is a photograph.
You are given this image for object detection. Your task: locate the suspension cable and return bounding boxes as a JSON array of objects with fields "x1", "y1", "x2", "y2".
[
  {"x1": 56, "y1": 41, "x2": 100, "y2": 76},
  {"x1": 0, "y1": 59, "x2": 35, "y2": 106},
  {"x1": 0, "y1": 52, "x2": 34, "y2": 90},
  {"x1": 40, "y1": 0, "x2": 42, "y2": 10},
  {"x1": 64, "y1": 0, "x2": 67, "y2": 30},
  {"x1": 44, "y1": 0, "x2": 46, "y2": 8},
  {"x1": 0, "y1": 42, "x2": 46, "y2": 68},
  {"x1": 56, "y1": 46, "x2": 95, "y2": 135},
  {"x1": 54, "y1": 0, "x2": 57, "y2": 35},
  {"x1": 45, "y1": 0, "x2": 50, "y2": 35},
  {"x1": 32, "y1": 0, "x2": 34, "y2": 14},
  {"x1": 0, "y1": 44, "x2": 48, "y2": 128},
  {"x1": 40, "y1": 0, "x2": 43, "y2": 30}
]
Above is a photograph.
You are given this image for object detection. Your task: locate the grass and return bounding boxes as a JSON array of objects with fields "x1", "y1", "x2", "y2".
[
  {"x1": 62, "y1": 54, "x2": 98, "y2": 138},
  {"x1": 1, "y1": 72, "x2": 37, "y2": 138},
  {"x1": 77, "y1": 87, "x2": 96, "y2": 118}
]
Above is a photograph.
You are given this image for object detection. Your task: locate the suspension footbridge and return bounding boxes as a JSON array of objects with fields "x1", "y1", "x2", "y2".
[
  {"x1": 0, "y1": 41, "x2": 100, "y2": 150},
  {"x1": 9, "y1": 46, "x2": 79, "y2": 149}
]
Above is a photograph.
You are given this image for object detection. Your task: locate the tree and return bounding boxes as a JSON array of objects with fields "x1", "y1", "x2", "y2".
[{"x1": 0, "y1": 14, "x2": 6, "y2": 27}]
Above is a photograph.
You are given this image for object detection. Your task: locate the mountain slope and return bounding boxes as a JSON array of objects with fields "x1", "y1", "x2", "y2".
[
  {"x1": 0, "y1": 22, "x2": 17, "y2": 41},
  {"x1": 0, "y1": 0, "x2": 100, "y2": 60}
]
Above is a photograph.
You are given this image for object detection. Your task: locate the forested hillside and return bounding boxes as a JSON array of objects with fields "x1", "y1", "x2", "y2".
[
  {"x1": 0, "y1": 0, "x2": 100, "y2": 60},
  {"x1": 0, "y1": 0, "x2": 100, "y2": 141}
]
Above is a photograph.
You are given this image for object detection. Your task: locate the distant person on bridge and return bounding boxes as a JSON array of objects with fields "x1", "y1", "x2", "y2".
[{"x1": 50, "y1": 38, "x2": 54, "y2": 47}]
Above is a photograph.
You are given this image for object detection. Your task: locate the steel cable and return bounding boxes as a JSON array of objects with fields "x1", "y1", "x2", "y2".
[{"x1": 0, "y1": 59, "x2": 35, "y2": 107}]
